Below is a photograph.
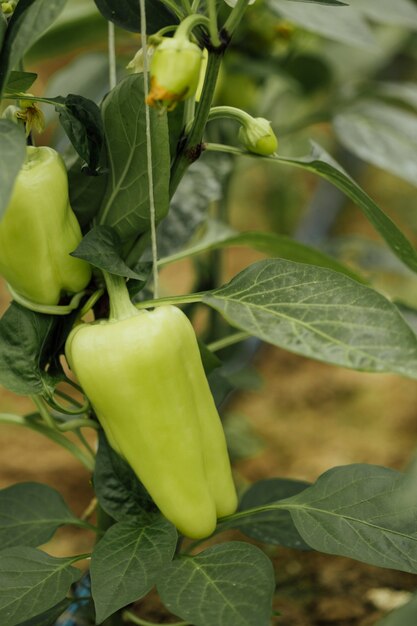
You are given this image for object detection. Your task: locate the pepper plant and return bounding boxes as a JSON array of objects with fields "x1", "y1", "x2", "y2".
[{"x1": 1, "y1": 0, "x2": 417, "y2": 625}]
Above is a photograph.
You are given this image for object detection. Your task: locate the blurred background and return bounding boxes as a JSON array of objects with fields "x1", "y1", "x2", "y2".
[{"x1": 2, "y1": 0, "x2": 417, "y2": 623}]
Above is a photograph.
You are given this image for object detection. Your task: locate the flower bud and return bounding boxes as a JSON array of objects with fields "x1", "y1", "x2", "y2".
[
  {"x1": 238, "y1": 117, "x2": 278, "y2": 156},
  {"x1": 146, "y1": 37, "x2": 203, "y2": 111},
  {"x1": 1, "y1": 2, "x2": 15, "y2": 15}
]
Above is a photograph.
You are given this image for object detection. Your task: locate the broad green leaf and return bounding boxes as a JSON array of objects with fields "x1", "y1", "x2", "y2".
[
  {"x1": 5, "y1": 71, "x2": 37, "y2": 93},
  {"x1": 98, "y1": 74, "x2": 170, "y2": 243},
  {"x1": 282, "y1": 464, "x2": 417, "y2": 573},
  {"x1": 157, "y1": 157, "x2": 229, "y2": 258},
  {"x1": 160, "y1": 220, "x2": 365, "y2": 283},
  {"x1": 0, "y1": 483, "x2": 83, "y2": 549},
  {"x1": 17, "y1": 598, "x2": 70, "y2": 626},
  {"x1": 351, "y1": 0, "x2": 417, "y2": 28},
  {"x1": 157, "y1": 542, "x2": 275, "y2": 626},
  {"x1": 0, "y1": 0, "x2": 67, "y2": 96},
  {"x1": 93, "y1": 0, "x2": 176, "y2": 33},
  {"x1": 272, "y1": 143, "x2": 417, "y2": 275},
  {"x1": 287, "y1": 0, "x2": 347, "y2": 4},
  {"x1": 377, "y1": 82, "x2": 417, "y2": 111},
  {"x1": 91, "y1": 516, "x2": 177, "y2": 623},
  {"x1": 204, "y1": 258, "x2": 417, "y2": 377},
  {"x1": 72, "y1": 226, "x2": 148, "y2": 280},
  {"x1": 0, "y1": 547, "x2": 81, "y2": 626},
  {"x1": 268, "y1": 0, "x2": 375, "y2": 48},
  {"x1": 28, "y1": 2, "x2": 107, "y2": 58},
  {"x1": 375, "y1": 593, "x2": 417, "y2": 625},
  {"x1": 68, "y1": 159, "x2": 108, "y2": 228},
  {"x1": 0, "y1": 119, "x2": 26, "y2": 220},
  {"x1": 334, "y1": 100, "x2": 417, "y2": 187},
  {"x1": 94, "y1": 431, "x2": 155, "y2": 522},
  {"x1": 53, "y1": 94, "x2": 104, "y2": 172},
  {"x1": 234, "y1": 479, "x2": 311, "y2": 549},
  {"x1": 0, "y1": 303, "x2": 59, "y2": 396}
]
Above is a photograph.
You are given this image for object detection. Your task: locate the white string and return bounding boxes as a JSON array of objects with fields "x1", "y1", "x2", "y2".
[
  {"x1": 108, "y1": 22, "x2": 117, "y2": 90},
  {"x1": 139, "y1": 0, "x2": 160, "y2": 299}
]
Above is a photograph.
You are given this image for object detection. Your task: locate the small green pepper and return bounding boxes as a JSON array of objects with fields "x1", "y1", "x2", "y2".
[
  {"x1": 239, "y1": 117, "x2": 278, "y2": 156},
  {"x1": 65, "y1": 280, "x2": 237, "y2": 539},
  {"x1": 146, "y1": 37, "x2": 203, "y2": 110},
  {"x1": 0, "y1": 146, "x2": 91, "y2": 305}
]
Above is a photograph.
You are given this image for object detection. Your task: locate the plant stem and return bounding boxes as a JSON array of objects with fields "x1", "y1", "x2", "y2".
[
  {"x1": 7, "y1": 284, "x2": 86, "y2": 315},
  {"x1": 159, "y1": 0, "x2": 185, "y2": 19},
  {"x1": 224, "y1": 0, "x2": 251, "y2": 34},
  {"x1": 135, "y1": 292, "x2": 206, "y2": 310},
  {"x1": 59, "y1": 419, "x2": 99, "y2": 432},
  {"x1": 207, "y1": 331, "x2": 250, "y2": 352},
  {"x1": 175, "y1": 13, "x2": 211, "y2": 39},
  {"x1": 0, "y1": 413, "x2": 95, "y2": 471},
  {"x1": 103, "y1": 271, "x2": 140, "y2": 321},
  {"x1": 208, "y1": 104, "x2": 253, "y2": 125},
  {"x1": 122, "y1": 611, "x2": 190, "y2": 626},
  {"x1": 207, "y1": 0, "x2": 221, "y2": 47},
  {"x1": 169, "y1": 51, "x2": 224, "y2": 197},
  {"x1": 31, "y1": 395, "x2": 58, "y2": 430}
]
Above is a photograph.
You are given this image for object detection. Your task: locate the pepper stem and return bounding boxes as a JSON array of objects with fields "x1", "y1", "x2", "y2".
[{"x1": 103, "y1": 272, "x2": 140, "y2": 321}]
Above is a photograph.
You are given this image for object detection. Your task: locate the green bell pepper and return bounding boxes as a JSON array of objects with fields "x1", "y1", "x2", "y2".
[
  {"x1": 65, "y1": 279, "x2": 237, "y2": 539},
  {"x1": 0, "y1": 146, "x2": 91, "y2": 305}
]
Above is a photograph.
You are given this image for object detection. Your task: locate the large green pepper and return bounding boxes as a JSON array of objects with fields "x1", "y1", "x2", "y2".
[
  {"x1": 0, "y1": 146, "x2": 91, "y2": 305},
  {"x1": 65, "y1": 283, "x2": 237, "y2": 539}
]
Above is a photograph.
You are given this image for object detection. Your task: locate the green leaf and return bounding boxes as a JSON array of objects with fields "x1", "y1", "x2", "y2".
[
  {"x1": 68, "y1": 158, "x2": 108, "y2": 228},
  {"x1": 0, "y1": 482, "x2": 82, "y2": 549},
  {"x1": 235, "y1": 479, "x2": 311, "y2": 549},
  {"x1": 157, "y1": 157, "x2": 229, "y2": 258},
  {"x1": 375, "y1": 593, "x2": 417, "y2": 625},
  {"x1": 0, "y1": 303, "x2": 59, "y2": 396},
  {"x1": 91, "y1": 515, "x2": 177, "y2": 623},
  {"x1": 72, "y1": 226, "x2": 149, "y2": 280},
  {"x1": 0, "y1": 547, "x2": 81, "y2": 626},
  {"x1": 204, "y1": 258, "x2": 417, "y2": 377},
  {"x1": 5, "y1": 70, "x2": 37, "y2": 93},
  {"x1": 161, "y1": 220, "x2": 365, "y2": 283},
  {"x1": 282, "y1": 464, "x2": 417, "y2": 573},
  {"x1": 94, "y1": 431, "x2": 155, "y2": 522},
  {"x1": 98, "y1": 74, "x2": 170, "y2": 243},
  {"x1": 52, "y1": 94, "x2": 104, "y2": 172},
  {"x1": 0, "y1": 0, "x2": 67, "y2": 96},
  {"x1": 352, "y1": 0, "x2": 417, "y2": 28},
  {"x1": 268, "y1": 0, "x2": 375, "y2": 48},
  {"x1": 157, "y1": 542, "x2": 275, "y2": 626},
  {"x1": 16, "y1": 598, "x2": 70, "y2": 626},
  {"x1": 334, "y1": 100, "x2": 417, "y2": 187},
  {"x1": 0, "y1": 119, "x2": 26, "y2": 220},
  {"x1": 377, "y1": 82, "x2": 417, "y2": 111},
  {"x1": 93, "y1": 0, "x2": 176, "y2": 33},
  {"x1": 274, "y1": 143, "x2": 417, "y2": 275},
  {"x1": 288, "y1": 0, "x2": 347, "y2": 4}
]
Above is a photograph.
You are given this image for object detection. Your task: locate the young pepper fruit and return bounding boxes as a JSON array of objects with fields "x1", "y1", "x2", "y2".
[
  {"x1": 146, "y1": 36, "x2": 203, "y2": 110},
  {"x1": 0, "y1": 146, "x2": 91, "y2": 305},
  {"x1": 65, "y1": 286, "x2": 238, "y2": 539}
]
